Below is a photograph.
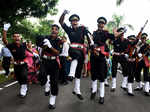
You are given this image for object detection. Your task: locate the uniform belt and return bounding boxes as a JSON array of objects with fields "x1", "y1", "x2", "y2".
[
  {"x1": 43, "y1": 55, "x2": 56, "y2": 60},
  {"x1": 14, "y1": 61, "x2": 25, "y2": 65},
  {"x1": 70, "y1": 44, "x2": 84, "y2": 49},
  {"x1": 128, "y1": 58, "x2": 136, "y2": 62},
  {"x1": 113, "y1": 52, "x2": 124, "y2": 56}
]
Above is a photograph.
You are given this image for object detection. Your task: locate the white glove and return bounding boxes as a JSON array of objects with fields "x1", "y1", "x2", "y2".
[
  {"x1": 4, "y1": 23, "x2": 11, "y2": 31},
  {"x1": 43, "y1": 39, "x2": 52, "y2": 48},
  {"x1": 138, "y1": 53, "x2": 142, "y2": 58},
  {"x1": 106, "y1": 58, "x2": 110, "y2": 64},
  {"x1": 125, "y1": 54, "x2": 129, "y2": 59},
  {"x1": 63, "y1": 10, "x2": 69, "y2": 15},
  {"x1": 33, "y1": 52, "x2": 39, "y2": 58}
]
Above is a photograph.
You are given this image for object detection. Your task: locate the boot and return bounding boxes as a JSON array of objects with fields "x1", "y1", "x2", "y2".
[
  {"x1": 111, "y1": 78, "x2": 116, "y2": 92},
  {"x1": 73, "y1": 78, "x2": 84, "y2": 100},
  {"x1": 20, "y1": 84, "x2": 28, "y2": 98},
  {"x1": 99, "y1": 82, "x2": 105, "y2": 104},
  {"x1": 128, "y1": 83, "x2": 134, "y2": 96},
  {"x1": 121, "y1": 77, "x2": 127, "y2": 91},
  {"x1": 49, "y1": 95, "x2": 56, "y2": 109},
  {"x1": 90, "y1": 80, "x2": 97, "y2": 100},
  {"x1": 144, "y1": 82, "x2": 150, "y2": 96},
  {"x1": 68, "y1": 59, "x2": 78, "y2": 81}
]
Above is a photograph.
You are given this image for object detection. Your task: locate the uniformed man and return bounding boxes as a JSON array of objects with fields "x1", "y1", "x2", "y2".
[
  {"x1": 2, "y1": 23, "x2": 28, "y2": 98},
  {"x1": 134, "y1": 33, "x2": 148, "y2": 91},
  {"x1": 39, "y1": 24, "x2": 63, "y2": 109},
  {"x1": 90, "y1": 17, "x2": 119, "y2": 104},
  {"x1": 59, "y1": 10, "x2": 94, "y2": 100},
  {"x1": 126, "y1": 35, "x2": 139, "y2": 96},
  {"x1": 111, "y1": 27, "x2": 129, "y2": 92},
  {"x1": 135, "y1": 34, "x2": 150, "y2": 96}
]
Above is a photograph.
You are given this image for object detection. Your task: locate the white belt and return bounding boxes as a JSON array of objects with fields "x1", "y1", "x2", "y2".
[
  {"x1": 43, "y1": 55, "x2": 56, "y2": 60},
  {"x1": 70, "y1": 44, "x2": 84, "y2": 49},
  {"x1": 113, "y1": 52, "x2": 124, "y2": 56},
  {"x1": 95, "y1": 48, "x2": 101, "y2": 51},
  {"x1": 128, "y1": 58, "x2": 136, "y2": 62},
  {"x1": 14, "y1": 61, "x2": 25, "y2": 65}
]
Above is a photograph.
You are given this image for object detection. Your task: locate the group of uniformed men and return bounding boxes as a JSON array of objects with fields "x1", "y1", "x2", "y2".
[{"x1": 2, "y1": 10, "x2": 150, "y2": 109}]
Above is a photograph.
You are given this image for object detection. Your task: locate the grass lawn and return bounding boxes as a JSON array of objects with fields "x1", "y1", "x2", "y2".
[{"x1": 0, "y1": 73, "x2": 14, "y2": 83}]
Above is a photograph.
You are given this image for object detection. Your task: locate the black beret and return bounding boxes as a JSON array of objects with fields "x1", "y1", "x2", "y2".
[
  {"x1": 69, "y1": 14, "x2": 80, "y2": 22},
  {"x1": 97, "y1": 17, "x2": 107, "y2": 24},
  {"x1": 51, "y1": 24, "x2": 60, "y2": 29},
  {"x1": 141, "y1": 33, "x2": 148, "y2": 39},
  {"x1": 117, "y1": 27, "x2": 125, "y2": 33},
  {"x1": 127, "y1": 35, "x2": 136, "y2": 40}
]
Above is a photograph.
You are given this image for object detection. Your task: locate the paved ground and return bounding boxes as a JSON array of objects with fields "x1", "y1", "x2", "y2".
[{"x1": 0, "y1": 73, "x2": 150, "y2": 112}]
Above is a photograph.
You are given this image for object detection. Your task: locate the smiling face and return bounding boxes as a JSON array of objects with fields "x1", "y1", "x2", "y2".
[
  {"x1": 98, "y1": 22, "x2": 105, "y2": 30},
  {"x1": 71, "y1": 20, "x2": 79, "y2": 29},
  {"x1": 51, "y1": 26, "x2": 59, "y2": 38},
  {"x1": 13, "y1": 33, "x2": 21, "y2": 44}
]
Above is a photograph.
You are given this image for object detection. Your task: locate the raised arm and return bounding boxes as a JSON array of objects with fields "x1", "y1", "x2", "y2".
[
  {"x1": 2, "y1": 23, "x2": 11, "y2": 45},
  {"x1": 59, "y1": 10, "x2": 69, "y2": 26}
]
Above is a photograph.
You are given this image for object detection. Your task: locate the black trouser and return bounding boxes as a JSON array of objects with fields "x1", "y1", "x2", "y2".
[
  {"x1": 2, "y1": 57, "x2": 11, "y2": 76},
  {"x1": 40, "y1": 59, "x2": 59, "y2": 96},
  {"x1": 69, "y1": 47, "x2": 84, "y2": 78},
  {"x1": 90, "y1": 54, "x2": 107, "y2": 82},
  {"x1": 112, "y1": 55, "x2": 128, "y2": 78},
  {"x1": 14, "y1": 63, "x2": 28, "y2": 85},
  {"x1": 135, "y1": 59, "x2": 149, "y2": 82},
  {"x1": 127, "y1": 61, "x2": 136, "y2": 83},
  {"x1": 59, "y1": 56, "x2": 68, "y2": 83}
]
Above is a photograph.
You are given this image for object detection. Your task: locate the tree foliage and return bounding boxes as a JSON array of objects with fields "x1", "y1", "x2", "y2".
[
  {"x1": 106, "y1": 14, "x2": 134, "y2": 33},
  {"x1": 116, "y1": 0, "x2": 124, "y2": 6},
  {"x1": 0, "y1": 0, "x2": 58, "y2": 25}
]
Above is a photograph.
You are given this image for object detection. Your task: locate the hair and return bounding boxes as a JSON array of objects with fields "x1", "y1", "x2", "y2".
[{"x1": 51, "y1": 24, "x2": 60, "y2": 30}]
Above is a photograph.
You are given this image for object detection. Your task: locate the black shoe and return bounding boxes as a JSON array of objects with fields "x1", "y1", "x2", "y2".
[
  {"x1": 134, "y1": 88, "x2": 143, "y2": 91},
  {"x1": 121, "y1": 86, "x2": 127, "y2": 91},
  {"x1": 90, "y1": 92, "x2": 96, "y2": 100},
  {"x1": 76, "y1": 94, "x2": 84, "y2": 100},
  {"x1": 128, "y1": 92, "x2": 134, "y2": 96},
  {"x1": 48, "y1": 104, "x2": 56, "y2": 109},
  {"x1": 45, "y1": 91, "x2": 50, "y2": 96},
  {"x1": 144, "y1": 92, "x2": 150, "y2": 96},
  {"x1": 105, "y1": 83, "x2": 109, "y2": 87},
  {"x1": 72, "y1": 91, "x2": 84, "y2": 100},
  {"x1": 18, "y1": 93, "x2": 26, "y2": 98},
  {"x1": 111, "y1": 88, "x2": 115, "y2": 92},
  {"x1": 67, "y1": 76, "x2": 74, "y2": 82},
  {"x1": 99, "y1": 97, "x2": 104, "y2": 104},
  {"x1": 72, "y1": 91, "x2": 76, "y2": 95}
]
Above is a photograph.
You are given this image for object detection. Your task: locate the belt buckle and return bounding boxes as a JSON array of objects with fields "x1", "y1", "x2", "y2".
[
  {"x1": 43, "y1": 55, "x2": 47, "y2": 59},
  {"x1": 51, "y1": 56, "x2": 56, "y2": 60},
  {"x1": 78, "y1": 46, "x2": 82, "y2": 49},
  {"x1": 20, "y1": 62, "x2": 24, "y2": 64}
]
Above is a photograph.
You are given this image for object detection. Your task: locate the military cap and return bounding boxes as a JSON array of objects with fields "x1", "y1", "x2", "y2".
[
  {"x1": 117, "y1": 27, "x2": 126, "y2": 33},
  {"x1": 141, "y1": 33, "x2": 148, "y2": 39},
  {"x1": 97, "y1": 17, "x2": 107, "y2": 24},
  {"x1": 69, "y1": 14, "x2": 80, "y2": 22},
  {"x1": 51, "y1": 24, "x2": 60, "y2": 29},
  {"x1": 127, "y1": 35, "x2": 136, "y2": 40}
]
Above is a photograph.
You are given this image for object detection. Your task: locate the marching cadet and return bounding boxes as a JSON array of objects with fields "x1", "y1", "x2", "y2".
[
  {"x1": 136, "y1": 34, "x2": 150, "y2": 96},
  {"x1": 111, "y1": 27, "x2": 129, "y2": 91},
  {"x1": 59, "y1": 10, "x2": 94, "y2": 100},
  {"x1": 2, "y1": 24, "x2": 28, "y2": 98},
  {"x1": 90, "y1": 17, "x2": 120, "y2": 104},
  {"x1": 134, "y1": 33, "x2": 148, "y2": 91},
  {"x1": 126, "y1": 35, "x2": 139, "y2": 96},
  {"x1": 39, "y1": 24, "x2": 63, "y2": 109}
]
